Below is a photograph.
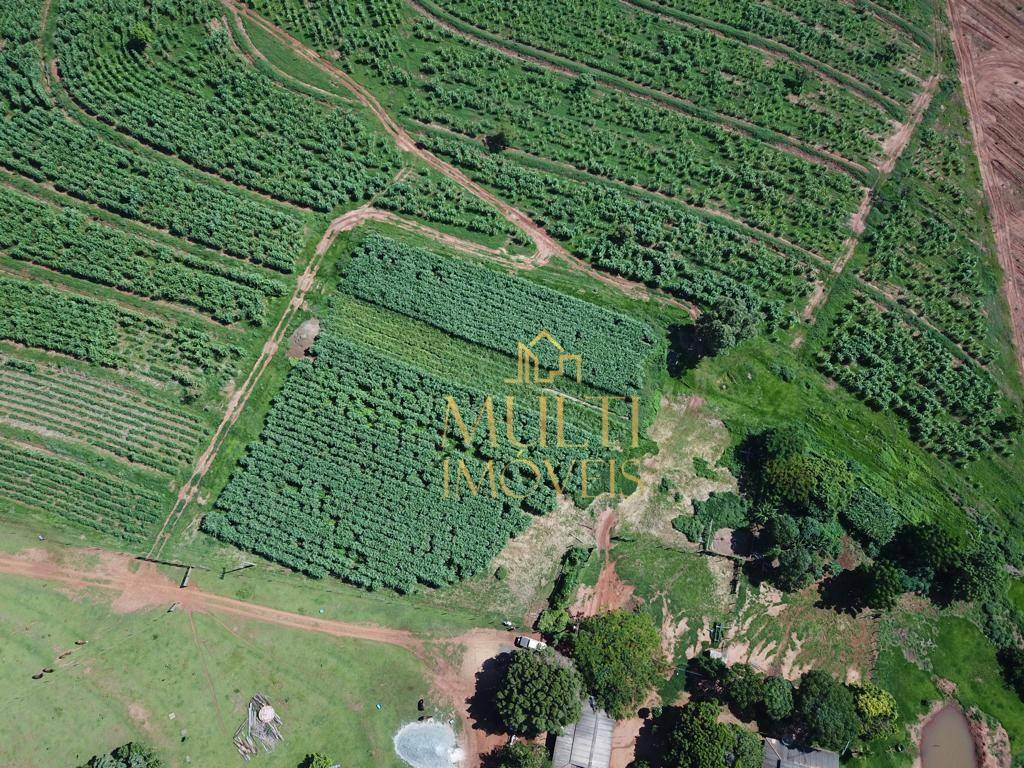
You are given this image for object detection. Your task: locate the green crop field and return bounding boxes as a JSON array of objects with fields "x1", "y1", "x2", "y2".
[{"x1": 2, "y1": 0, "x2": 1023, "y2": 765}]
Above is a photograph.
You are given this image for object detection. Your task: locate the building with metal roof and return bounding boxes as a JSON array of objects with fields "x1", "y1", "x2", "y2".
[
  {"x1": 552, "y1": 699, "x2": 615, "y2": 768},
  {"x1": 762, "y1": 737, "x2": 840, "y2": 768}
]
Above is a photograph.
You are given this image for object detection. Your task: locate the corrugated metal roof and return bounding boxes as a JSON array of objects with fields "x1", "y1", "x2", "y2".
[
  {"x1": 552, "y1": 700, "x2": 615, "y2": 768},
  {"x1": 762, "y1": 737, "x2": 840, "y2": 768}
]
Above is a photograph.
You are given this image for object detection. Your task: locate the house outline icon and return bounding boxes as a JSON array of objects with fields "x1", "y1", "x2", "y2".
[{"x1": 505, "y1": 330, "x2": 583, "y2": 385}]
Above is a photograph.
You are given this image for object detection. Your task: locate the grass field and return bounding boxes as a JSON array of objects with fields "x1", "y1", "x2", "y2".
[{"x1": 0, "y1": 568, "x2": 430, "y2": 768}]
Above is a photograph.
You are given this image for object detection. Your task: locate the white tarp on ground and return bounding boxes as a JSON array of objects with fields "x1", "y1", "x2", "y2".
[{"x1": 393, "y1": 721, "x2": 464, "y2": 768}]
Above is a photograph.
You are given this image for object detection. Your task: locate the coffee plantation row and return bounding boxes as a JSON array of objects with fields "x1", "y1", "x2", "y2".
[
  {"x1": 0, "y1": 183, "x2": 284, "y2": 325},
  {"x1": 56, "y1": 0, "x2": 400, "y2": 212}
]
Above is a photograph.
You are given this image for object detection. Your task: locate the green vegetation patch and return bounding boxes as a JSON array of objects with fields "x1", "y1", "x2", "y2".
[{"x1": 342, "y1": 234, "x2": 663, "y2": 394}]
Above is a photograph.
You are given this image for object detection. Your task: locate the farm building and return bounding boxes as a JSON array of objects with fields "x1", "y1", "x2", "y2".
[
  {"x1": 762, "y1": 737, "x2": 840, "y2": 768},
  {"x1": 552, "y1": 699, "x2": 614, "y2": 768}
]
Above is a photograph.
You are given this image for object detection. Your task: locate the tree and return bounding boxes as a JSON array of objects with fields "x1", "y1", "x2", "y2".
[
  {"x1": 998, "y1": 646, "x2": 1024, "y2": 700},
  {"x1": 724, "y1": 663, "x2": 765, "y2": 716},
  {"x1": 665, "y1": 702, "x2": 760, "y2": 768},
  {"x1": 861, "y1": 562, "x2": 905, "y2": 610},
  {"x1": 763, "y1": 426, "x2": 808, "y2": 461},
  {"x1": 762, "y1": 454, "x2": 854, "y2": 516},
  {"x1": 127, "y1": 22, "x2": 155, "y2": 53},
  {"x1": 572, "y1": 610, "x2": 664, "y2": 718},
  {"x1": 694, "y1": 297, "x2": 760, "y2": 355},
  {"x1": 726, "y1": 726, "x2": 763, "y2": 768},
  {"x1": 850, "y1": 683, "x2": 898, "y2": 739},
  {"x1": 486, "y1": 742, "x2": 549, "y2": 768},
  {"x1": 299, "y1": 754, "x2": 335, "y2": 768},
  {"x1": 80, "y1": 743, "x2": 164, "y2": 768},
  {"x1": 762, "y1": 676, "x2": 794, "y2": 721},
  {"x1": 795, "y1": 671, "x2": 860, "y2": 751},
  {"x1": 666, "y1": 701, "x2": 727, "y2": 768},
  {"x1": 775, "y1": 546, "x2": 821, "y2": 592},
  {"x1": 841, "y1": 486, "x2": 897, "y2": 553},
  {"x1": 495, "y1": 649, "x2": 583, "y2": 737}
]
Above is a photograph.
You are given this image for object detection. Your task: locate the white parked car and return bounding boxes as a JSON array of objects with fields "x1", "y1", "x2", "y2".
[{"x1": 514, "y1": 636, "x2": 547, "y2": 651}]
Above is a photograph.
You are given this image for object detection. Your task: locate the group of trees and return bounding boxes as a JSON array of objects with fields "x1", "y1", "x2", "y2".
[
  {"x1": 424, "y1": 134, "x2": 813, "y2": 330},
  {"x1": 535, "y1": 546, "x2": 592, "y2": 638},
  {"x1": 249, "y1": 0, "x2": 862, "y2": 260},
  {"x1": 0, "y1": 435, "x2": 165, "y2": 542},
  {"x1": 0, "y1": 275, "x2": 240, "y2": 389},
  {"x1": 0, "y1": 8, "x2": 304, "y2": 272},
  {"x1": 688, "y1": 658, "x2": 897, "y2": 753},
  {"x1": 0, "y1": 184, "x2": 281, "y2": 326},
  {"x1": 571, "y1": 611, "x2": 665, "y2": 718},
  {"x1": 819, "y1": 292, "x2": 1016, "y2": 463},
  {"x1": 205, "y1": 318, "x2": 608, "y2": 592},
  {"x1": 858, "y1": 86, "x2": 993, "y2": 364},
  {"x1": 343, "y1": 234, "x2": 663, "y2": 395},
  {"x1": 375, "y1": 169, "x2": 529, "y2": 246},
  {"x1": 652, "y1": 0, "x2": 927, "y2": 102}
]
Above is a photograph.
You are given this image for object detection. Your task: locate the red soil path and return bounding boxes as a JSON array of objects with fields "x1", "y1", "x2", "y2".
[{"x1": 0, "y1": 547, "x2": 515, "y2": 767}]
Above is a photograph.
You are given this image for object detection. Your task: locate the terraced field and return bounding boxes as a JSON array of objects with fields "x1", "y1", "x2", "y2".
[{"x1": 1, "y1": 0, "x2": 1024, "y2": 766}]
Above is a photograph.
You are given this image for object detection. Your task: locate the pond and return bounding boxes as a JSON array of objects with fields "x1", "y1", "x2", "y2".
[{"x1": 920, "y1": 704, "x2": 978, "y2": 768}]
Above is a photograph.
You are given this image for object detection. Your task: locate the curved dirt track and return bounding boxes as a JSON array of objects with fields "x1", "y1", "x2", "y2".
[
  {"x1": 948, "y1": 0, "x2": 1024, "y2": 379},
  {"x1": 224, "y1": 0, "x2": 565, "y2": 265},
  {"x1": 0, "y1": 546, "x2": 516, "y2": 767}
]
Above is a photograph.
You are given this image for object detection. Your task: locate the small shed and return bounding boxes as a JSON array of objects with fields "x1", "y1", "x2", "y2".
[
  {"x1": 552, "y1": 699, "x2": 614, "y2": 768},
  {"x1": 762, "y1": 738, "x2": 840, "y2": 768}
]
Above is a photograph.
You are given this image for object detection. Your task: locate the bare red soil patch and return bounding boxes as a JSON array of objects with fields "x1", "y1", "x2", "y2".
[{"x1": 948, "y1": 0, "x2": 1024, "y2": 379}]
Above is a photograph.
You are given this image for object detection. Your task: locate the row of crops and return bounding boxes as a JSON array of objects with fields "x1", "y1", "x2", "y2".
[
  {"x1": 857, "y1": 84, "x2": 995, "y2": 365},
  {"x1": 433, "y1": 0, "x2": 893, "y2": 164},
  {"x1": 205, "y1": 318, "x2": 611, "y2": 592},
  {"x1": 0, "y1": 184, "x2": 285, "y2": 325},
  {"x1": 420, "y1": 133, "x2": 816, "y2": 327},
  {"x1": 244, "y1": 0, "x2": 863, "y2": 261},
  {"x1": 342, "y1": 235, "x2": 663, "y2": 395},
  {"x1": 374, "y1": 169, "x2": 530, "y2": 247},
  {"x1": 0, "y1": 434, "x2": 165, "y2": 542},
  {"x1": 55, "y1": 0, "x2": 401, "y2": 212},
  {"x1": 0, "y1": 32, "x2": 305, "y2": 270},
  {"x1": 0, "y1": 275, "x2": 241, "y2": 388},
  {"x1": 0, "y1": 356, "x2": 206, "y2": 476},
  {"x1": 818, "y1": 291, "x2": 1017, "y2": 463},
  {"x1": 645, "y1": 0, "x2": 932, "y2": 102}
]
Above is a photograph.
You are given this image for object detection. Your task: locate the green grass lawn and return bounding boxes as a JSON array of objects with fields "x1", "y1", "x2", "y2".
[
  {"x1": 0, "y1": 571, "x2": 430, "y2": 768},
  {"x1": 929, "y1": 616, "x2": 1024, "y2": 762}
]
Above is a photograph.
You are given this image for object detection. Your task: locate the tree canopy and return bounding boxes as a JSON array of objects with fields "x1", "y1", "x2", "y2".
[
  {"x1": 572, "y1": 610, "x2": 664, "y2": 718},
  {"x1": 79, "y1": 743, "x2": 163, "y2": 768},
  {"x1": 665, "y1": 702, "x2": 760, "y2": 768},
  {"x1": 495, "y1": 649, "x2": 583, "y2": 736},
  {"x1": 486, "y1": 742, "x2": 549, "y2": 768},
  {"x1": 795, "y1": 671, "x2": 860, "y2": 751}
]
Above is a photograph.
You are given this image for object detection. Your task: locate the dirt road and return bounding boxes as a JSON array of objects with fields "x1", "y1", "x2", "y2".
[
  {"x1": 0, "y1": 546, "x2": 516, "y2": 766},
  {"x1": 947, "y1": 0, "x2": 1024, "y2": 379},
  {"x1": 223, "y1": 0, "x2": 565, "y2": 265}
]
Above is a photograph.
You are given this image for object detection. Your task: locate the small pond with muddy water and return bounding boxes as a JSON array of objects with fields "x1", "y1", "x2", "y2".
[{"x1": 920, "y1": 704, "x2": 978, "y2": 768}]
